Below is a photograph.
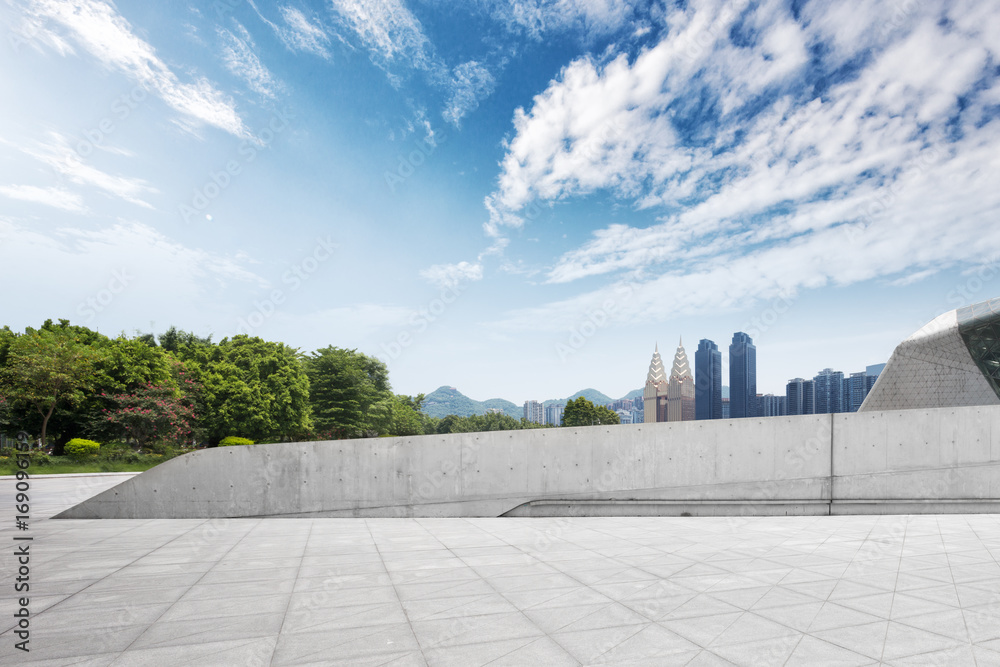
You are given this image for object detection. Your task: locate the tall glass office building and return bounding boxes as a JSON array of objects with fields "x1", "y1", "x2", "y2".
[
  {"x1": 729, "y1": 332, "x2": 756, "y2": 418},
  {"x1": 695, "y1": 339, "x2": 722, "y2": 420}
]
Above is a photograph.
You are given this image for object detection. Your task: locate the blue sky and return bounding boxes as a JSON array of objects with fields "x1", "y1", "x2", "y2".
[{"x1": 2, "y1": 0, "x2": 1000, "y2": 403}]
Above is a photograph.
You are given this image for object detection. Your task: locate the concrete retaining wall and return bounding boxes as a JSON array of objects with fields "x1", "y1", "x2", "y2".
[{"x1": 56, "y1": 405, "x2": 1000, "y2": 518}]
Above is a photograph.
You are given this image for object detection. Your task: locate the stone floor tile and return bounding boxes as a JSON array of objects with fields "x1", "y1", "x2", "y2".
[
  {"x1": 810, "y1": 621, "x2": 889, "y2": 661},
  {"x1": 784, "y1": 635, "x2": 875, "y2": 666}
]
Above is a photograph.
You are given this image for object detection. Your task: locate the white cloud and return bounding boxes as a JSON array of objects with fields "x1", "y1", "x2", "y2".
[
  {"x1": 15, "y1": 133, "x2": 157, "y2": 209},
  {"x1": 248, "y1": 1, "x2": 333, "y2": 60},
  {"x1": 484, "y1": 0, "x2": 1000, "y2": 331},
  {"x1": 419, "y1": 261, "x2": 484, "y2": 289},
  {"x1": 219, "y1": 24, "x2": 278, "y2": 99},
  {"x1": 0, "y1": 218, "x2": 269, "y2": 330},
  {"x1": 0, "y1": 185, "x2": 85, "y2": 213},
  {"x1": 22, "y1": 0, "x2": 246, "y2": 137},
  {"x1": 443, "y1": 61, "x2": 496, "y2": 127},
  {"x1": 484, "y1": 0, "x2": 635, "y2": 40},
  {"x1": 279, "y1": 6, "x2": 333, "y2": 58},
  {"x1": 329, "y1": 0, "x2": 438, "y2": 74}
]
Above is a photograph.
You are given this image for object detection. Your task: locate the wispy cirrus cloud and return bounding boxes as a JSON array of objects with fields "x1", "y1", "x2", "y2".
[
  {"x1": 481, "y1": 0, "x2": 637, "y2": 40},
  {"x1": 484, "y1": 0, "x2": 1000, "y2": 331},
  {"x1": 329, "y1": 0, "x2": 438, "y2": 74},
  {"x1": 248, "y1": 1, "x2": 333, "y2": 60},
  {"x1": 0, "y1": 185, "x2": 86, "y2": 213},
  {"x1": 419, "y1": 261, "x2": 484, "y2": 290},
  {"x1": 11, "y1": 132, "x2": 157, "y2": 209},
  {"x1": 443, "y1": 60, "x2": 496, "y2": 127},
  {"x1": 219, "y1": 23, "x2": 279, "y2": 99},
  {"x1": 20, "y1": 0, "x2": 247, "y2": 137}
]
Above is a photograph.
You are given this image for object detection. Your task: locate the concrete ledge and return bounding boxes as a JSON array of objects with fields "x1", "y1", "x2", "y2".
[{"x1": 56, "y1": 405, "x2": 1000, "y2": 519}]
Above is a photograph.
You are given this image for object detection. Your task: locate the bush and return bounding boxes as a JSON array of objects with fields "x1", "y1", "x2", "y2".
[
  {"x1": 65, "y1": 438, "x2": 101, "y2": 460},
  {"x1": 219, "y1": 436, "x2": 254, "y2": 447}
]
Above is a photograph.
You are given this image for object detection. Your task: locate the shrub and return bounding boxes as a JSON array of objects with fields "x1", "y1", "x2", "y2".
[
  {"x1": 219, "y1": 436, "x2": 254, "y2": 447},
  {"x1": 65, "y1": 438, "x2": 101, "y2": 460}
]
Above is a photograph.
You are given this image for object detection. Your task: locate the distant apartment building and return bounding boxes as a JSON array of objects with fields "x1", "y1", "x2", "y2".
[
  {"x1": 523, "y1": 400, "x2": 544, "y2": 424},
  {"x1": 721, "y1": 397, "x2": 730, "y2": 419},
  {"x1": 544, "y1": 403, "x2": 564, "y2": 426},
  {"x1": 616, "y1": 409, "x2": 633, "y2": 424},
  {"x1": 866, "y1": 363, "x2": 886, "y2": 393},
  {"x1": 695, "y1": 338, "x2": 723, "y2": 420},
  {"x1": 758, "y1": 394, "x2": 786, "y2": 417},
  {"x1": 846, "y1": 372, "x2": 868, "y2": 412},
  {"x1": 729, "y1": 332, "x2": 757, "y2": 418},
  {"x1": 786, "y1": 378, "x2": 815, "y2": 415},
  {"x1": 813, "y1": 368, "x2": 845, "y2": 414}
]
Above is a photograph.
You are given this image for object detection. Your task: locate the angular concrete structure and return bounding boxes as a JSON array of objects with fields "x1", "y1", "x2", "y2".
[
  {"x1": 860, "y1": 297, "x2": 1000, "y2": 411},
  {"x1": 57, "y1": 405, "x2": 1000, "y2": 519}
]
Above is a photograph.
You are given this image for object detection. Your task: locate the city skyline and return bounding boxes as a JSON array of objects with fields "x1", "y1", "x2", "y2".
[{"x1": 3, "y1": 1, "x2": 1000, "y2": 401}]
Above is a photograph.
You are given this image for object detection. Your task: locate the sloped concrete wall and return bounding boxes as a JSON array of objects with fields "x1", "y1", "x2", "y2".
[{"x1": 56, "y1": 406, "x2": 1000, "y2": 519}]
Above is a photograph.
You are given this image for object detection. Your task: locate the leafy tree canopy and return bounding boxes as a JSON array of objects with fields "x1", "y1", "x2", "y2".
[
  {"x1": 0, "y1": 325, "x2": 104, "y2": 445},
  {"x1": 562, "y1": 397, "x2": 620, "y2": 427},
  {"x1": 306, "y1": 347, "x2": 391, "y2": 438}
]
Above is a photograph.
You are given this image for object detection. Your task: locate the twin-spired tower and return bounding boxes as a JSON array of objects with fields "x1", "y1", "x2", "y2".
[{"x1": 644, "y1": 339, "x2": 695, "y2": 423}]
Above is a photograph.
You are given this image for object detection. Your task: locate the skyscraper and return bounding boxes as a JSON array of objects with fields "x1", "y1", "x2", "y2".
[
  {"x1": 729, "y1": 332, "x2": 757, "y2": 418},
  {"x1": 813, "y1": 368, "x2": 845, "y2": 414},
  {"x1": 695, "y1": 338, "x2": 723, "y2": 420},
  {"x1": 643, "y1": 345, "x2": 668, "y2": 423},
  {"x1": 667, "y1": 338, "x2": 696, "y2": 421}
]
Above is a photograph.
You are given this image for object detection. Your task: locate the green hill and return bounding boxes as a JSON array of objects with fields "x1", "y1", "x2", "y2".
[{"x1": 421, "y1": 386, "x2": 520, "y2": 419}]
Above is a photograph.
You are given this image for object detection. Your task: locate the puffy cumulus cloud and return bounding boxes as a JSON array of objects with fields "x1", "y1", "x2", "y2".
[
  {"x1": 485, "y1": 0, "x2": 1000, "y2": 330},
  {"x1": 219, "y1": 24, "x2": 278, "y2": 99},
  {"x1": 0, "y1": 185, "x2": 86, "y2": 213},
  {"x1": 443, "y1": 60, "x2": 496, "y2": 127},
  {"x1": 20, "y1": 0, "x2": 247, "y2": 137},
  {"x1": 419, "y1": 261, "x2": 484, "y2": 289}
]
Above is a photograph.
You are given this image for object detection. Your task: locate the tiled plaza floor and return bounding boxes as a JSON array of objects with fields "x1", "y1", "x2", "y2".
[{"x1": 2, "y1": 476, "x2": 1000, "y2": 665}]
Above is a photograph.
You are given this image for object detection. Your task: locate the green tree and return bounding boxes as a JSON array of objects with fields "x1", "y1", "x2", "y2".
[
  {"x1": 195, "y1": 336, "x2": 311, "y2": 444},
  {"x1": 562, "y1": 397, "x2": 620, "y2": 427},
  {"x1": 0, "y1": 326, "x2": 103, "y2": 446},
  {"x1": 305, "y1": 347, "x2": 392, "y2": 438},
  {"x1": 157, "y1": 326, "x2": 213, "y2": 353},
  {"x1": 388, "y1": 394, "x2": 434, "y2": 436}
]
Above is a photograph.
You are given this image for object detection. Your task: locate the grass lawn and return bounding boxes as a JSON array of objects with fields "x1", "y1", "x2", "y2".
[{"x1": 0, "y1": 454, "x2": 183, "y2": 476}]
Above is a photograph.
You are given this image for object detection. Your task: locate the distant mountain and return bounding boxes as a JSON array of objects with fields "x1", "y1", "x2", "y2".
[
  {"x1": 421, "y1": 386, "x2": 520, "y2": 419},
  {"x1": 422, "y1": 386, "x2": 645, "y2": 419},
  {"x1": 544, "y1": 388, "x2": 613, "y2": 407}
]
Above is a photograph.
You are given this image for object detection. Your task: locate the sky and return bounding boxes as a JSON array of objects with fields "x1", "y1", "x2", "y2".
[{"x1": 2, "y1": 0, "x2": 1000, "y2": 404}]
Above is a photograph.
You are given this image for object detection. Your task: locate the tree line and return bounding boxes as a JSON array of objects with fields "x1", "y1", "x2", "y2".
[{"x1": 0, "y1": 320, "x2": 616, "y2": 454}]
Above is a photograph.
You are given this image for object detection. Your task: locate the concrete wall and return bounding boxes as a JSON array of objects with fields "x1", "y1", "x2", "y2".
[{"x1": 57, "y1": 405, "x2": 1000, "y2": 519}]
